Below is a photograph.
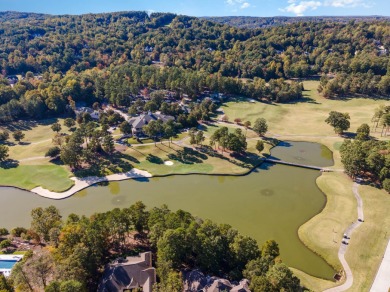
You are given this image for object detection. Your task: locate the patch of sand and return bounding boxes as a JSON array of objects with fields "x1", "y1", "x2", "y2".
[{"x1": 164, "y1": 161, "x2": 174, "y2": 166}]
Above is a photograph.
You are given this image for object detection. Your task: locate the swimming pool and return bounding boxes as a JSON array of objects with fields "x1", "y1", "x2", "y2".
[{"x1": 0, "y1": 260, "x2": 17, "y2": 269}]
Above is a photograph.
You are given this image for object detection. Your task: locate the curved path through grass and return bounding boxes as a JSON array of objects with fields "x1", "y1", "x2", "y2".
[{"x1": 324, "y1": 182, "x2": 364, "y2": 292}]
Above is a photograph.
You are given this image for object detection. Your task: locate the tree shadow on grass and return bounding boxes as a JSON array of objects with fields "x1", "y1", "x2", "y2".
[
  {"x1": 73, "y1": 152, "x2": 134, "y2": 178},
  {"x1": 231, "y1": 151, "x2": 263, "y2": 167},
  {"x1": 2, "y1": 118, "x2": 59, "y2": 132},
  {"x1": 116, "y1": 152, "x2": 140, "y2": 164},
  {"x1": 3, "y1": 120, "x2": 38, "y2": 132},
  {"x1": 200, "y1": 145, "x2": 262, "y2": 169},
  {"x1": 49, "y1": 157, "x2": 65, "y2": 165},
  {"x1": 167, "y1": 147, "x2": 207, "y2": 164},
  {"x1": 341, "y1": 132, "x2": 356, "y2": 139},
  {"x1": 18, "y1": 141, "x2": 31, "y2": 146},
  {"x1": 0, "y1": 159, "x2": 19, "y2": 169},
  {"x1": 146, "y1": 154, "x2": 164, "y2": 164},
  {"x1": 0, "y1": 141, "x2": 15, "y2": 146},
  {"x1": 262, "y1": 137, "x2": 281, "y2": 147},
  {"x1": 285, "y1": 94, "x2": 320, "y2": 105}
]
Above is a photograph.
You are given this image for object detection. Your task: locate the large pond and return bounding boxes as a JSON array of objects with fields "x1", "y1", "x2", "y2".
[{"x1": 0, "y1": 141, "x2": 335, "y2": 279}]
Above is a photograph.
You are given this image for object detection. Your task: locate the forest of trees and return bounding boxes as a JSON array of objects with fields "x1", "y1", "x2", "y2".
[
  {"x1": 341, "y1": 138, "x2": 390, "y2": 191},
  {"x1": 203, "y1": 16, "x2": 390, "y2": 29},
  {"x1": 0, "y1": 12, "x2": 388, "y2": 82},
  {"x1": 0, "y1": 63, "x2": 303, "y2": 124},
  {"x1": 339, "y1": 106, "x2": 390, "y2": 191},
  {"x1": 0, "y1": 11, "x2": 388, "y2": 125},
  {"x1": 318, "y1": 72, "x2": 390, "y2": 98},
  {"x1": 0, "y1": 204, "x2": 300, "y2": 292}
]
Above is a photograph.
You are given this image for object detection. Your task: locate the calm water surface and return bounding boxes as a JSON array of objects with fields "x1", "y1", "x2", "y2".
[{"x1": 0, "y1": 141, "x2": 335, "y2": 279}]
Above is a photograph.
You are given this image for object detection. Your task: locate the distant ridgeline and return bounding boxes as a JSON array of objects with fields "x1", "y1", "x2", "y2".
[
  {"x1": 202, "y1": 15, "x2": 390, "y2": 29},
  {"x1": 0, "y1": 11, "x2": 389, "y2": 122}
]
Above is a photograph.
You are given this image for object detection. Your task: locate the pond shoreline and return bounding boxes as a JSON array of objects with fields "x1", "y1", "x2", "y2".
[
  {"x1": 0, "y1": 139, "x2": 338, "y2": 200},
  {"x1": 0, "y1": 161, "x2": 269, "y2": 200},
  {"x1": 0, "y1": 140, "x2": 339, "y2": 282}
]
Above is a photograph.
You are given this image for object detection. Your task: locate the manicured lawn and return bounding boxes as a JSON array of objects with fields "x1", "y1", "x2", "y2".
[
  {"x1": 127, "y1": 132, "x2": 188, "y2": 145},
  {"x1": 345, "y1": 184, "x2": 390, "y2": 291},
  {"x1": 0, "y1": 165, "x2": 74, "y2": 192},
  {"x1": 0, "y1": 251, "x2": 27, "y2": 255},
  {"x1": 220, "y1": 82, "x2": 390, "y2": 290},
  {"x1": 1, "y1": 118, "x2": 73, "y2": 161},
  {"x1": 0, "y1": 118, "x2": 72, "y2": 144},
  {"x1": 128, "y1": 137, "x2": 156, "y2": 145},
  {"x1": 221, "y1": 80, "x2": 387, "y2": 138},
  {"x1": 299, "y1": 172, "x2": 356, "y2": 273},
  {"x1": 291, "y1": 268, "x2": 336, "y2": 291},
  {"x1": 299, "y1": 173, "x2": 390, "y2": 291},
  {"x1": 124, "y1": 138, "x2": 266, "y2": 176}
]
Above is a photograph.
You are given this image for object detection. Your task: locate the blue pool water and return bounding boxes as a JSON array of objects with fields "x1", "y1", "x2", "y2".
[{"x1": 0, "y1": 260, "x2": 17, "y2": 269}]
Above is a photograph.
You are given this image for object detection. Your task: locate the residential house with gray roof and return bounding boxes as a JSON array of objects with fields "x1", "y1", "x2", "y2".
[
  {"x1": 98, "y1": 252, "x2": 156, "y2": 292},
  {"x1": 128, "y1": 112, "x2": 174, "y2": 136}
]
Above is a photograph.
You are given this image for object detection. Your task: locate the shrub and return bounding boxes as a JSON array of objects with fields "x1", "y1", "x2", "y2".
[
  {"x1": 0, "y1": 239, "x2": 11, "y2": 249},
  {"x1": 45, "y1": 146, "x2": 61, "y2": 158},
  {"x1": 383, "y1": 178, "x2": 390, "y2": 193},
  {"x1": 0, "y1": 228, "x2": 8, "y2": 236},
  {"x1": 11, "y1": 227, "x2": 27, "y2": 237}
]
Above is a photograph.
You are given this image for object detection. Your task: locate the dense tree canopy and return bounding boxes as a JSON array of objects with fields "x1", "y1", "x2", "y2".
[
  {"x1": 0, "y1": 12, "x2": 387, "y2": 124},
  {"x1": 340, "y1": 139, "x2": 390, "y2": 190}
]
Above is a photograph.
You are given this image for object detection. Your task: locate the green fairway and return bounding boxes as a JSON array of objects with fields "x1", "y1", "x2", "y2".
[
  {"x1": 0, "y1": 165, "x2": 74, "y2": 192},
  {"x1": 125, "y1": 137, "x2": 267, "y2": 176},
  {"x1": 219, "y1": 81, "x2": 390, "y2": 290},
  {"x1": 221, "y1": 81, "x2": 387, "y2": 137},
  {"x1": 1, "y1": 118, "x2": 73, "y2": 161}
]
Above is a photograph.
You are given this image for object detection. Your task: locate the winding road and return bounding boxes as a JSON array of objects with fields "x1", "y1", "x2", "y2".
[{"x1": 324, "y1": 182, "x2": 364, "y2": 292}]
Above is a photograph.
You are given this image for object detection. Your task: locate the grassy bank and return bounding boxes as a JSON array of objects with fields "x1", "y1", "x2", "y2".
[
  {"x1": 0, "y1": 165, "x2": 74, "y2": 192},
  {"x1": 345, "y1": 184, "x2": 390, "y2": 291},
  {"x1": 124, "y1": 136, "x2": 269, "y2": 176}
]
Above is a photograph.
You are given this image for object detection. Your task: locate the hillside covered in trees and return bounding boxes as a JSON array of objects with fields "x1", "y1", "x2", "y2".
[
  {"x1": 0, "y1": 11, "x2": 389, "y2": 80},
  {"x1": 203, "y1": 16, "x2": 390, "y2": 29},
  {"x1": 0, "y1": 11, "x2": 389, "y2": 125}
]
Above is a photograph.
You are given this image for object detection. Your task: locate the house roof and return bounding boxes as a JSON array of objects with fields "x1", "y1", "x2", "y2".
[
  {"x1": 207, "y1": 279, "x2": 234, "y2": 292},
  {"x1": 230, "y1": 279, "x2": 251, "y2": 292},
  {"x1": 97, "y1": 252, "x2": 156, "y2": 292},
  {"x1": 128, "y1": 113, "x2": 174, "y2": 130},
  {"x1": 183, "y1": 269, "x2": 251, "y2": 292}
]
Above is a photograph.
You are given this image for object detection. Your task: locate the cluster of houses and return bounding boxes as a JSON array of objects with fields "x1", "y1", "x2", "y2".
[
  {"x1": 97, "y1": 252, "x2": 251, "y2": 292},
  {"x1": 74, "y1": 89, "x2": 226, "y2": 139}
]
